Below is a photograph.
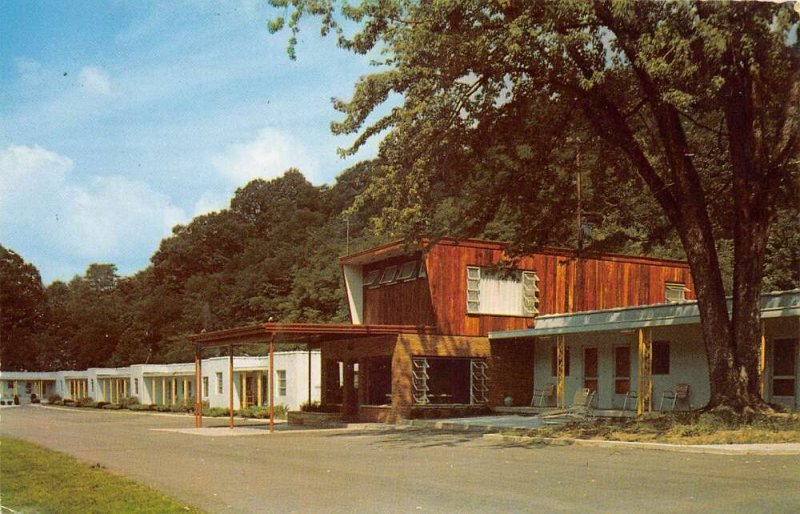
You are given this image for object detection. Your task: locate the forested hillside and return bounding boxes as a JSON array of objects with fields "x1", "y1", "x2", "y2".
[{"x1": 1, "y1": 162, "x2": 797, "y2": 372}]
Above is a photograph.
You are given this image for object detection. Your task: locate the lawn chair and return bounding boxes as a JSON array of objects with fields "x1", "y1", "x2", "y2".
[
  {"x1": 531, "y1": 383, "x2": 556, "y2": 407},
  {"x1": 660, "y1": 383, "x2": 690, "y2": 411},
  {"x1": 543, "y1": 388, "x2": 595, "y2": 422},
  {"x1": 622, "y1": 390, "x2": 637, "y2": 411}
]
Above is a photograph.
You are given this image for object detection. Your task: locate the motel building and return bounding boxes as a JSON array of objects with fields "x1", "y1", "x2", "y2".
[
  {"x1": 3, "y1": 239, "x2": 798, "y2": 422},
  {"x1": 0, "y1": 351, "x2": 320, "y2": 410},
  {"x1": 191, "y1": 238, "x2": 794, "y2": 424}
]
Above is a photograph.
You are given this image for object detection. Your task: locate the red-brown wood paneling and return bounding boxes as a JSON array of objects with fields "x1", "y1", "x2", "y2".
[{"x1": 423, "y1": 239, "x2": 695, "y2": 337}]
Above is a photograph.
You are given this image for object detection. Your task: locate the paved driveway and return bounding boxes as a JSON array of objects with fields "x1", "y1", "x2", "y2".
[{"x1": 2, "y1": 406, "x2": 799, "y2": 513}]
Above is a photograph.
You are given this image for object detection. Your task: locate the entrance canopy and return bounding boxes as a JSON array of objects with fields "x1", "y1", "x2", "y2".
[
  {"x1": 189, "y1": 322, "x2": 436, "y2": 348},
  {"x1": 187, "y1": 322, "x2": 435, "y2": 431}
]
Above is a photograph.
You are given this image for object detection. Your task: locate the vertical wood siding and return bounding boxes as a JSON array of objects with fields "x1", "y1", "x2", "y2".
[{"x1": 359, "y1": 240, "x2": 695, "y2": 337}]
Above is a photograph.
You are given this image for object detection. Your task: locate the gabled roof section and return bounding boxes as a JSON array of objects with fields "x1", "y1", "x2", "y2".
[{"x1": 490, "y1": 290, "x2": 800, "y2": 339}]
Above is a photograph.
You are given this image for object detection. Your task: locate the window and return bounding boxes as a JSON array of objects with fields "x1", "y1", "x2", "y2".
[
  {"x1": 277, "y1": 370, "x2": 287, "y2": 396},
  {"x1": 363, "y1": 269, "x2": 381, "y2": 287},
  {"x1": 134, "y1": 378, "x2": 139, "y2": 395},
  {"x1": 653, "y1": 341, "x2": 670, "y2": 375},
  {"x1": 418, "y1": 262, "x2": 427, "y2": 278},
  {"x1": 25, "y1": 382, "x2": 32, "y2": 394},
  {"x1": 551, "y1": 345, "x2": 571, "y2": 376},
  {"x1": 202, "y1": 377, "x2": 209, "y2": 397},
  {"x1": 614, "y1": 346, "x2": 631, "y2": 394},
  {"x1": 379, "y1": 265, "x2": 399, "y2": 285},
  {"x1": 216, "y1": 372, "x2": 223, "y2": 394},
  {"x1": 665, "y1": 283, "x2": 687, "y2": 303},
  {"x1": 466, "y1": 266, "x2": 540, "y2": 316},
  {"x1": 89, "y1": 379, "x2": 94, "y2": 393},
  {"x1": 396, "y1": 261, "x2": 417, "y2": 281},
  {"x1": 772, "y1": 338, "x2": 797, "y2": 397}
]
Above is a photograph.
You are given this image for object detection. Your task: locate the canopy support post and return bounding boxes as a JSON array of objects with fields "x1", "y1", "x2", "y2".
[{"x1": 195, "y1": 344, "x2": 203, "y2": 428}]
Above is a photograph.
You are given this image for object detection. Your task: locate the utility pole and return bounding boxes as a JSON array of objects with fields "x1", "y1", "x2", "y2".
[{"x1": 576, "y1": 146, "x2": 583, "y2": 253}]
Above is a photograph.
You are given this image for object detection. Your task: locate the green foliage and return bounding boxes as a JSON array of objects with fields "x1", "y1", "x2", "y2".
[
  {"x1": 0, "y1": 245, "x2": 47, "y2": 370},
  {"x1": 301, "y1": 401, "x2": 341, "y2": 413},
  {"x1": 202, "y1": 407, "x2": 231, "y2": 417},
  {"x1": 127, "y1": 403, "x2": 154, "y2": 411},
  {"x1": 238, "y1": 405, "x2": 289, "y2": 419}
]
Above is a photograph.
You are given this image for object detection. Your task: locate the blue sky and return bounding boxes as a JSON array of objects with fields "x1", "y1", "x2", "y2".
[{"x1": 0, "y1": 1, "x2": 383, "y2": 284}]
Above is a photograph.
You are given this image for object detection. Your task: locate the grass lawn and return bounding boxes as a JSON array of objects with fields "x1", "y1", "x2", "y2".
[
  {"x1": 516, "y1": 411, "x2": 800, "y2": 444},
  {"x1": 0, "y1": 437, "x2": 202, "y2": 513}
]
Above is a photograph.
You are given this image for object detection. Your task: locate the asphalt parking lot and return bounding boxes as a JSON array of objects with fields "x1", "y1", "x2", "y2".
[{"x1": 2, "y1": 406, "x2": 799, "y2": 513}]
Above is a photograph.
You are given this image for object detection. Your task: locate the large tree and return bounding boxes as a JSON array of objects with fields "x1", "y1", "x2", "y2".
[
  {"x1": 0, "y1": 245, "x2": 47, "y2": 370},
  {"x1": 270, "y1": 0, "x2": 800, "y2": 411}
]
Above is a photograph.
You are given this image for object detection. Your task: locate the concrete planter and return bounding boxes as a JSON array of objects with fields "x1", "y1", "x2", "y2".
[{"x1": 287, "y1": 410, "x2": 344, "y2": 426}]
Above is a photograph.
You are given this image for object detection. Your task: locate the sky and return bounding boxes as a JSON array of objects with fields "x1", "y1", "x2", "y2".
[{"x1": 0, "y1": 1, "x2": 384, "y2": 284}]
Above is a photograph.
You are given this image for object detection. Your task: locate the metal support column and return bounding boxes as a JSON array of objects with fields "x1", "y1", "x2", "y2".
[
  {"x1": 556, "y1": 335, "x2": 566, "y2": 408},
  {"x1": 229, "y1": 344, "x2": 234, "y2": 429},
  {"x1": 194, "y1": 344, "x2": 203, "y2": 428},
  {"x1": 637, "y1": 328, "x2": 653, "y2": 415},
  {"x1": 759, "y1": 320, "x2": 766, "y2": 398},
  {"x1": 269, "y1": 334, "x2": 275, "y2": 433}
]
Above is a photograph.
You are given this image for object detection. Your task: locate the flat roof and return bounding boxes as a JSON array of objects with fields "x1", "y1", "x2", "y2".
[
  {"x1": 190, "y1": 322, "x2": 436, "y2": 348},
  {"x1": 339, "y1": 237, "x2": 691, "y2": 267},
  {"x1": 490, "y1": 290, "x2": 800, "y2": 339}
]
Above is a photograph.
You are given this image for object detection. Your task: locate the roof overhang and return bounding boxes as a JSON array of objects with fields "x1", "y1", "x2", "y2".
[
  {"x1": 490, "y1": 290, "x2": 800, "y2": 340},
  {"x1": 190, "y1": 322, "x2": 437, "y2": 348}
]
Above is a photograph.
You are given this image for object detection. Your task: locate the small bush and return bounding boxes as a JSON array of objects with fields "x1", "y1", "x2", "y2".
[
  {"x1": 73, "y1": 398, "x2": 94, "y2": 408},
  {"x1": 103, "y1": 403, "x2": 122, "y2": 410},
  {"x1": 62, "y1": 399, "x2": 75, "y2": 406},
  {"x1": 154, "y1": 405, "x2": 172, "y2": 412},
  {"x1": 202, "y1": 407, "x2": 231, "y2": 417},
  {"x1": 128, "y1": 404, "x2": 153, "y2": 411},
  {"x1": 47, "y1": 394, "x2": 62, "y2": 404},
  {"x1": 94, "y1": 401, "x2": 107, "y2": 408},
  {"x1": 169, "y1": 404, "x2": 191, "y2": 413},
  {"x1": 126, "y1": 396, "x2": 140, "y2": 406},
  {"x1": 301, "y1": 402, "x2": 340, "y2": 413}
]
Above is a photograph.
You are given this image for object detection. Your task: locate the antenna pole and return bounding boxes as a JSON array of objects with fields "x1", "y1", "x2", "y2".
[{"x1": 576, "y1": 146, "x2": 582, "y2": 253}]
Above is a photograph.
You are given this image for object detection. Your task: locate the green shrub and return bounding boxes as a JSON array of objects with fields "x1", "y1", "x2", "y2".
[
  {"x1": 154, "y1": 405, "x2": 172, "y2": 412},
  {"x1": 202, "y1": 407, "x2": 231, "y2": 417},
  {"x1": 94, "y1": 401, "x2": 107, "y2": 408},
  {"x1": 128, "y1": 404, "x2": 153, "y2": 411},
  {"x1": 237, "y1": 405, "x2": 289, "y2": 420},
  {"x1": 300, "y1": 402, "x2": 340, "y2": 413},
  {"x1": 169, "y1": 404, "x2": 191, "y2": 413},
  {"x1": 102, "y1": 403, "x2": 122, "y2": 410},
  {"x1": 72, "y1": 398, "x2": 89, "y2": 408},
  {"x1": 47, "y1": 394, "x2": 62, "y2": 404}
]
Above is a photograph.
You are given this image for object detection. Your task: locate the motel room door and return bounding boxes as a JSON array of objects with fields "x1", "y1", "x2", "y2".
[{"x1": 583, "y1": 347, "x2": 599, "y2": 396}]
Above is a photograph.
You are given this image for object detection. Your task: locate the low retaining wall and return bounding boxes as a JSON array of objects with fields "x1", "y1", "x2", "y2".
[{"x1": 287, "y1": 411, "x2": 344, "y2": 426}]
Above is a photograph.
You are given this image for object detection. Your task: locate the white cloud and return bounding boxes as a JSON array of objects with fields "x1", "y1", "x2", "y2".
[
  {"x1": 78, "y1": 66, "x2": 112, "y2": 95},
  {"x1": 192, "y1": 191, "x2": 230, "y2": 216},
  {"x1": 211, "y1": 127, "x2": 322, "y2": 185},
  {"x1": 0, "y1": 144, "x2": 186, "y2": 282}
]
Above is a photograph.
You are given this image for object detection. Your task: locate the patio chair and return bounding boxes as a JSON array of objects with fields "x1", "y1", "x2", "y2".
[
  {"x1": 531, "y1": 383, "x2": 556, "y2": 407},
  {"x1": 543, "y1": 388, "x2": 595, "y2": 421},
  {"x1": 660, "y1": 383, "x2": 690, "y2": 411},
  {"x1": 622, "y1": 390, "x2": 637, "y2": 411}
]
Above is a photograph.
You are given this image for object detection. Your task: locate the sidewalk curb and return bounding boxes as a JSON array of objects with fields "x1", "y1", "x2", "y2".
[{"x1": 482, "y1": 433, "x2": 800, "y2": 455}]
